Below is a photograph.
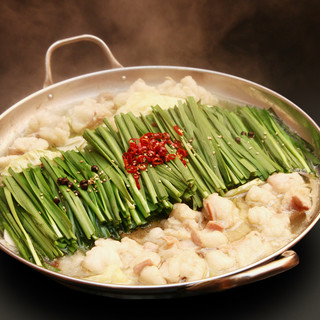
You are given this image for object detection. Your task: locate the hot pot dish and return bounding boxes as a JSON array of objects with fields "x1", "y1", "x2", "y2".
[{"x1": 0, "y1": 35, "x2": 319, "y2": 298}]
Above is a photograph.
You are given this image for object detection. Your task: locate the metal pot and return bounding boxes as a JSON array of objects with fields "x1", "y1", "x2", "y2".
[{"x1": 0, "y1": 34, "x2": 319, "y2": 299}]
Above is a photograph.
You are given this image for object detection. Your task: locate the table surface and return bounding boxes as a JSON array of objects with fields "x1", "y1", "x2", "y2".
[{"x1": 0, "y1": 1, "x2": 319, "y2": 319}]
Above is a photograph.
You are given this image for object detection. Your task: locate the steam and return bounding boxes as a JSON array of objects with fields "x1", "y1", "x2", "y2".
[{"x1": 0, "y1": 1, "x2": 318, "y2": 112}]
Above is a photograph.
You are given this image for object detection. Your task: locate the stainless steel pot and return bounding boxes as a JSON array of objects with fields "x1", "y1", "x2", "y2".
[{"x1": 0, "y1": 34, "x2": 319, "y2": 298}]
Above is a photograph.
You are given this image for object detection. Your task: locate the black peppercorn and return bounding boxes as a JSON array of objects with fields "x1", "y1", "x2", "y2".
[
  {"x1": 53, "y1": 197, "x2": 60, "y2": 204},
  {"x1": 235, "y1": 137, "x2": 241, "y2": 144},
  {"x1": 67, "y1": 181, "x2": 73, "y2": 189},
  {"x1": 80, "y1": 180, "x2": 89, "y2": 190},
  {"x1": 61, "y1": 177, "x2": 69, "y2": 185},
  {"x1": 91, "y1": 165, "x2": 99, "y2": 173},
  {"x1": 248, "y1": 131, "x2": 255, "y2": 138}
]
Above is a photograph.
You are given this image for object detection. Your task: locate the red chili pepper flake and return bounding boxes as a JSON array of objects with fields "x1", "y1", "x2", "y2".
[
  {"x1": 176, "y1": 147, "x2": 188, "y2": 158},
  {"x1": 127, "y1": 165, "x2": 138, "y2": 174},
  {"x1": 165, "y1": 154, "x2": 176, "y2": 162},
  {"x1": 152, "y1": 157, "x2": 163, "y2": 166},
  {"x1": 122, "y1": 130, "x2": 188, "y2": 189},
  {"x1": 138, "y1": 163, "x2": 148, "y2": 170},
  {"x1": 173, "y1": 125, "x2": 184, "y2": 136},
  {"x1": 133, "y1": 173, "x2": 140, "y2": 190}
]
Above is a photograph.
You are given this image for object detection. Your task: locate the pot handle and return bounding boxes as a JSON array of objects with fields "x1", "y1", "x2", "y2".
[
  {"x1": 43, "y1": 34, "x2": 123, "y2": 88},
  {"x1": 188, "y1": 250, "x2": 299, "y2": 293}
]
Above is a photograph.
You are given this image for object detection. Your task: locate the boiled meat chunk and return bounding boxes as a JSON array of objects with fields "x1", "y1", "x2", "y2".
[
  {"x1": 267, "y1": 173, "x2": 312, "y2": 213},
  {"x1": 157, "y1": 76, "x2": 218, "y2": 105},
  {"x1": 162, "y1": 216, "x2": 192, "y2": 240},
  {"x1": 267, "y1": 172, "x2": 304, "y2": 193},
  {"x1": 81, "y1": 238, "x2": 122, "y2": 274},
  {"x1": 58, "y1": 251, "x2": 86, "y2": 278},
  {"x1": 139, "y1": 266, "x2": 167, "y2": 285},
  {"x1": 170, "y1": 203, "x2": 201, "y2": 223},
  {"x1": 160, "y1": 250, "x2": 208, "y2": 283},
  {"x1": 141, "y1": 227, "x2": 166, "y2": 245},
  {"x1": 203, "y1": 193, "x2": 239, "y2": 228},
  {"x1": 191, "y1": 228, "x2": 228, "y2": 248},
  {"x1": 245, "y1": 185, "x2": 277, "y2": 206},
  {"x1": 69, "y1": 98, "x2": 114, "y2": 134},
  {"x1": 28, "y1": 112, "x2": 70, "y2": 147},
  {"x1": 248, "y1": 206, "x2": 291, "y2": 238},
  {"x1": 205, "y1": 249, "x2": 236, "y2": 275},
  {"x1": 226, "y1": 231, "x2": 271, "y2": 267},
  {"x1": 282, "y1": 186, "x2": 311, "y2": 212},
  {"x1": 248, "y1": 206, "x2": 273, "y2": 225}
]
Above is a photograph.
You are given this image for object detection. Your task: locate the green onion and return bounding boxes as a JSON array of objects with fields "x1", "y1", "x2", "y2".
[{"x1": 0, "y1": 97, "x2": 318, "y2": 269}]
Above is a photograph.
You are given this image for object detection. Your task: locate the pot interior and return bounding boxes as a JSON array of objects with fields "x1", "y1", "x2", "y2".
[{"x1": 0, "y1": 65, "x2": 320, "y2": 296}]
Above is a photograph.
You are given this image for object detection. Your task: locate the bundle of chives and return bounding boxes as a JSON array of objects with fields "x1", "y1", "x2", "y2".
[
  {"x1": 236, "y1": 106, "x2": 318, "y2": 173},
  {"x1": 0, "y1": 97, "x2": 318, "y2": 269}
]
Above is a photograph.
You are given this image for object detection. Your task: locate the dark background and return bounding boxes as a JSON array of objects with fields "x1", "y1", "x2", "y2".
[{"x1": 0, "y1": 1, "x2": 320, "y2": 319}]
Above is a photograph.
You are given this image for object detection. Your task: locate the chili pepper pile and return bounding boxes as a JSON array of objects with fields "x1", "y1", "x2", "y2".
[{"x1": 122, "y1": 129, "x2": 188, "y2": 189}]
